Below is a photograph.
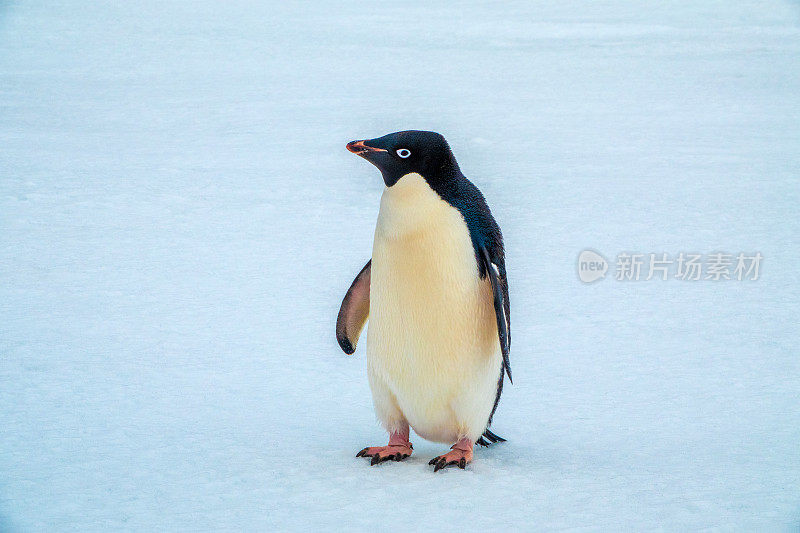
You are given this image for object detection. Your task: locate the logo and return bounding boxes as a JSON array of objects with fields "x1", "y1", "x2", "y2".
[
  {"x1": 576, "y1": 249, "x2": 762, "y2": 283},
  {"x1": 577, "y1": 249, "x2": 608, "y2": 283}
]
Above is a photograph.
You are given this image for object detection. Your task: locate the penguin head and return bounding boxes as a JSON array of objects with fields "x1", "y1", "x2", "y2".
[{"x1": 347, "y1": 130, "x2": 460, "y2": 187}]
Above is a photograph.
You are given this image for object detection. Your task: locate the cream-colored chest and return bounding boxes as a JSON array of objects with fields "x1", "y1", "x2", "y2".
[{"x1": 367, "y1": 174, "x2": 495, "y2": 360}]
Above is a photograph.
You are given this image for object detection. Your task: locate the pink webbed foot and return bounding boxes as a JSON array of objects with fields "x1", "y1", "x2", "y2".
[
  {"x1": 356, "y1": 443, "x2": 413, "y2": 465},
  {"x1": 356, "y1": 431, "x2": 413, "y2": 465},
  {"x1": 429, "y1": 438, "x2": 473, "y2": 472}
]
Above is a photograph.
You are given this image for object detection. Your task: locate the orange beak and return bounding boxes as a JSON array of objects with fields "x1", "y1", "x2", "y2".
[{"x1": 346, "y1": 140, "x2": 387, "y2": 156}]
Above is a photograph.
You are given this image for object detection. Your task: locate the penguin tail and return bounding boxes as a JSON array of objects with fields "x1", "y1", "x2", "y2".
[{"x1": 476, "y1": 429, "x2": 507, "y2": 447}]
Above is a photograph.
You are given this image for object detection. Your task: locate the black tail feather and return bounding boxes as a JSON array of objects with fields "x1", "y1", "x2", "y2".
[
  {"x1": 479, "y1": 428, "x2": 506, "y2": 445},
  {"x1": 484, "y1": 429, "x2": 506, "y2": 442}
]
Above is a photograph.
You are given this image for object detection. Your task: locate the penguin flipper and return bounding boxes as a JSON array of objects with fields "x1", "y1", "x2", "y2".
[
  {"x1": 480, "y1": 247, "x2": 511, "y2": 383},
  {"x1": 336, "y1": 260, "x2": 371, "y2": 354}
]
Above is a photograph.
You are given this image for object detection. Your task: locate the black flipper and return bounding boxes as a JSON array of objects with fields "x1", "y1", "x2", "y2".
[
  {"x1": 335, "y1": 260, "x2": 371, "y2": 354},
  {"x1": 480, "y1": 246, "x2": 511, "y2": 383}
]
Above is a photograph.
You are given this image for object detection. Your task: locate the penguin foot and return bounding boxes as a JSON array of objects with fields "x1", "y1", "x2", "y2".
[
  {"x1": 429, "y1": 438, "x2": 473, "y2": 472},
  {"x1": 356, "y1": 443, "x2": 413, "y2": 465}
]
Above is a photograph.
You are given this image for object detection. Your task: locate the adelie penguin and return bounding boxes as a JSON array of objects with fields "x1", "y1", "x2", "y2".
[{"x1": 336, "y1": 130, "x2": 511, "y2": 472}]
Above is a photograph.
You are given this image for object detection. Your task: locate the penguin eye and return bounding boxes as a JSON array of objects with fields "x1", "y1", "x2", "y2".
[{"x1": 396, "y1": 148, "x2": 411, "y2": 159}]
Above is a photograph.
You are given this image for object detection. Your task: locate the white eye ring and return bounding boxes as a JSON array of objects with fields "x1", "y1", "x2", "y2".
[{"x1": 396, "y1": 148, "x2": 411, "y2": 158}]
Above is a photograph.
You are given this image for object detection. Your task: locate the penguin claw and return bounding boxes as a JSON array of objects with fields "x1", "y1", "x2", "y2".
[
  {"x1": 356, "y1": 443, "x2": 413, "y2": 465},
  {"x1": 429, "y1": 441, "x2": 473, "y2": 472}
]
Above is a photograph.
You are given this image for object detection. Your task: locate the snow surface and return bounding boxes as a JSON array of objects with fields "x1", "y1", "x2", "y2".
[{"x1": 2, "y1": 1, "x2": 800, "y2": 531}]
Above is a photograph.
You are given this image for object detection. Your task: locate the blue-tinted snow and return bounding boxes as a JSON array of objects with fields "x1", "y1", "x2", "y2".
[{"x1": 1, "y1": 1, "x2": 799, "y2": 531}]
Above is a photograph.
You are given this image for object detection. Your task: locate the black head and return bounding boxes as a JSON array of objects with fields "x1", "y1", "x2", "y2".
[{"x1": 346, "y1": 130, "x2": 460, "y2": 187}]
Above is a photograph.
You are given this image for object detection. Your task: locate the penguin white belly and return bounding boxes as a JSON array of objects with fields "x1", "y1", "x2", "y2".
[{"x1": 366, "y1": 173, "x2": 502, "y2": 443}]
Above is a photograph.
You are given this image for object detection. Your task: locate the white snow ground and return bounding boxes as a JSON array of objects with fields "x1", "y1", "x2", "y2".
[{"x1": 1, "y1": 1, "x2": 799, "y2": 531}]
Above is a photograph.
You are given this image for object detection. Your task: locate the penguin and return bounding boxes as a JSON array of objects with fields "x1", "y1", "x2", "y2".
[{"x1": 336, "y1": 130, "x2": 511, "y2": 472}]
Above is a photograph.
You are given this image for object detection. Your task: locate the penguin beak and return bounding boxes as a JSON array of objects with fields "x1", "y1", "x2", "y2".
[
  {"x1": 347, "y1": 138, "x2": 397, "y2": 186},
  {"x1": 346, "y1": 140, "x2": 387, "y2": 157}
]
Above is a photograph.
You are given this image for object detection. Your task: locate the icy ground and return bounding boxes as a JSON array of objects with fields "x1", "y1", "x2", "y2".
[{"x1": 1, "y1": 1, "x2": 799, "y2": 531}]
